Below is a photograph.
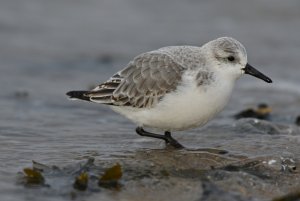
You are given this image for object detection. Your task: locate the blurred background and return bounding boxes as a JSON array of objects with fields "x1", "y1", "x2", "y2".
[
  {"x1": 1, "y1": 0, "x2": 299, "y2": 61},
  {"x1": 0, "y1": 0, "x2": 300, "y2": 200}
]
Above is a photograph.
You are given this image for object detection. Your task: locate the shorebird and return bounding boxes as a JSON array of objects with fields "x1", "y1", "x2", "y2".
[{"x1": 67, "y1": 37, "x2": 272, "y2": 149}]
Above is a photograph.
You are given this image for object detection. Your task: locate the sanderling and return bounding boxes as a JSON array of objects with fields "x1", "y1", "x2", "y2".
[{"x1": 67, "y1": 37, "x2": 272, "y2": 149}]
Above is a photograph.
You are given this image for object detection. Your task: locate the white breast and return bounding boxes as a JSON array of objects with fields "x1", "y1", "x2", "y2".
[{"x1": 111, "y1": 72, "x2": 235, "y2": 131}]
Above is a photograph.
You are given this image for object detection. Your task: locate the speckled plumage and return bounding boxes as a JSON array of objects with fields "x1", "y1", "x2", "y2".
[
  {"x1": 67, "y1": 37, "x2": 271, "y2": 131},
  {"x1": 87, "y1": 46, "x2": 211, "y2": 109}
]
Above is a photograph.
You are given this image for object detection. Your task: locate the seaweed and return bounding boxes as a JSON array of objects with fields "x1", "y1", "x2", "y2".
[
  {"x1": 98, "y1": 163, "x2": 122, "y2": 189},
  {"x1": 73, "y1": 172, "x2": 89, "y2": 191},
  {"x1": 22, "y1": 168, "x2": 45, "y2": 185},
  {"x1": 234, "y1": 103, "x2": 271, "y2": 120}
]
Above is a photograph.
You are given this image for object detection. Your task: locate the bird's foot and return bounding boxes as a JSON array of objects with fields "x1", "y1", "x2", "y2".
[
  {"x1": 164, "y1": 131, "x2": 184, "y2": 149},
  {"x1": 136, "y1": 127, "x2": 184, "y2": 149}
]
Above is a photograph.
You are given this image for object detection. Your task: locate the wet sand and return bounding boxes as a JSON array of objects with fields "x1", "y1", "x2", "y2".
[{"x1": 1, "y1": 0, "x2": 300, "y2": 200}]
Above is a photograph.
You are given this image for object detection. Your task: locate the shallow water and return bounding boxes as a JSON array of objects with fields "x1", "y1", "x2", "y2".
[{"x1": 1, "y1": 0, "x2": 300, "y2": 200}]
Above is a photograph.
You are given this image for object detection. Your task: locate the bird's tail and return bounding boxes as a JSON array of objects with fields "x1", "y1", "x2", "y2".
[{"x1": 66, "y1": 90, "x2": 90, "y2": 101}]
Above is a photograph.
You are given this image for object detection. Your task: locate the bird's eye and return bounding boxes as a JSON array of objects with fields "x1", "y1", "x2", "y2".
[{"x1": 227, "y1": 56, "x2": 235, "y2": 62}]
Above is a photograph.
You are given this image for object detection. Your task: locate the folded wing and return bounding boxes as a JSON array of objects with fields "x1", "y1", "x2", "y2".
[{"x1": 71, "y1": 52, "x2": 185, "y2": 108}]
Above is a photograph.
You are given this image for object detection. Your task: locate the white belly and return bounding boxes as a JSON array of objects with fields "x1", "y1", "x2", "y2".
[{"x1": 111, "y1": 78, "x2": 234, "y2": 131}]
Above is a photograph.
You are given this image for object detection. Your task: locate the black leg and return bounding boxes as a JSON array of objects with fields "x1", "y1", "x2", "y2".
[{"x1": 136, "y1": 127, "x2": 184, "y2": 149}]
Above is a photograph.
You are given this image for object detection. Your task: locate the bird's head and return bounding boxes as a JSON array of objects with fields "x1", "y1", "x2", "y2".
[{"x1": 203, "y1": 37, "x2": 272, "y2": 83}]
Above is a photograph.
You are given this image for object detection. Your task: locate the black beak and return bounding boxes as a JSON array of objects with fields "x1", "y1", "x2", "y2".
[{"x1": 243, "y1": 63, "x2": 272, "y2": 83}]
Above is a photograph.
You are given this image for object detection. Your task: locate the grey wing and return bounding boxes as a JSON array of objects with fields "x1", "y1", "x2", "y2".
[{"x1": 86, "y1": 52, "x2": 185, "y2": 108}]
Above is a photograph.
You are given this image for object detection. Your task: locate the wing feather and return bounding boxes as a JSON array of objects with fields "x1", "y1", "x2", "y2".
[{"x1": 86, "y1": 52, "x2": 185, "y2": 108}]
